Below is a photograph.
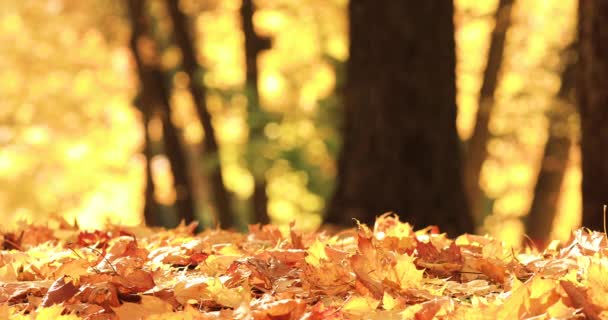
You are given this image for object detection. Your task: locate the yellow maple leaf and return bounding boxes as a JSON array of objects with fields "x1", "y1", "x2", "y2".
[
  {"x1": 53, "y1": 259, "x2": 90, "y2": 281},
  {"x1": 206, "y1": 276, "x2": 249, "y2": 308},
  {"x1": 373, "y1": 214, "x2": 416, "y2": 252},
  {"x1": 35, "y1": 305, "x2": 80, "y2": 320},
  {"x1": 390, "y1": 253, "x2": 424, "y2": 290},
  {"x1": 113, "y1": 295, "x2": 173, "y2": 319},
  {"x1": 382, "y1": 292, "x2": 398, "y2": 311},
  {"x1": 218, "y1": 244, "x2": 241, "y2": 256},
  {"x1": 398, "y1": 304, "x2": 423, "y2": 319},
  {"x1": 305, "y1": 239, "x2": 329, "y2": 267},
  {"x1": 496, "y1": 278, "x2": 528, "y2": 320},
  {"x1": 448, "y1": 304, "x2": 495, "y2": 320},
  {"x1": 342, "y1": 295, "x2": 380, "y2": 316},
  {"x1": 586, "y1": 257, "x2": 608, "y2": 308},
  {"x1": 528, "y1": 277, "x2": 556, "y2": 300},
  {"x1": 524, "y1": 276, "x2": 561, "y2": 316},
  {"x1": 546, "y1": 299, "x2": 577, "y2": 319}
]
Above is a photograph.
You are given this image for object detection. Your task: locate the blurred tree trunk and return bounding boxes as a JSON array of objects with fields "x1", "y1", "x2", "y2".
[
  {"x1": 128, "y1": 0, "x2": 197, "y2": 224},
  {"x1": 141, "y1": 106, "x2": 161, "y2": 226},
  {"x1": 464, "y1": 0, "x2": 514, "y2": 225},
  {"x1": 578, "y1": 1, "x2": 608, "y2": 232},
  {"x1": 129, "y1": 0, "x2": 159, "y2": 227},
  {"x1": 166, "y1": 0, "x2": 235, "y2": 228},
  {"x1": 526, "y1": 53, "x2": 576, "y2": 246},
  {"x1": 241, "y1": 0, "x2": 272, "y2": 225},
  {"x1": 325, "y1": 1, "x2": 473, "y2": 236}
]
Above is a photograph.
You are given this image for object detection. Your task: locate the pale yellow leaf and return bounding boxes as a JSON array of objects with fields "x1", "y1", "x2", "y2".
[
  {"x1": 382, "y1": 292, "x2": 398, "y2": 310},
  {"x1": 343, "y1": 295, "x2": 380, "y2": 315},
  {"x1": 391, "y1": 254, "x2": 424, "y2": 290},
  {"x1": 305, "y1": 239, "x2": 328, "y2": 267},
  {"x1": 35, "y1": 305, "x2": 80, "y2": 320},
  {"x1": 113, "y1": 295, "x2": 173, "y2": 319}
]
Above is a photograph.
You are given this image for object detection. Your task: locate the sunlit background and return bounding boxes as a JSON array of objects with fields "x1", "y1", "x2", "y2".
[{"x1": 0, "y1": 0, "x2": 579, "y2": 247}]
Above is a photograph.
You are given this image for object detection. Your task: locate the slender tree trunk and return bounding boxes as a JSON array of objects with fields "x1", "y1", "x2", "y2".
[
  {"x1": 166, "y1": 0, "x2": 234, "y2": 228},
  {"x1": 142, "y1": 108, "x2": 161, "y2": 226},
  {"x1": 578, "y1": 1, "x2": 608, "y2": 232},
  {"x1": 526, "y1": 54, "x2": 576, "y2": 245},
  {"x1": 129, "y1": 0, "x2": 159, "y2": 227},
  {"x1": 464, "y1": 0, "x2": 514, "y2": 224},
  {"x1": 159, "y1": 90, "x2": 198, "y2": 224},
  {"x1": 325, "y1": 1, "x2": 473, "y2": 237},
  {"x1": 241, "y1": 0, "x2": 271, "y2": 225},
  {"x1": 128, "y1": 0, "x2": 197, "y2": 224}
]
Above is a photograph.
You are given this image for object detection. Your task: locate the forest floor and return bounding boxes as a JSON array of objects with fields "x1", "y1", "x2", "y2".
[{"x1": 0, "y1": 214, "x2": 606, "y2": 319}]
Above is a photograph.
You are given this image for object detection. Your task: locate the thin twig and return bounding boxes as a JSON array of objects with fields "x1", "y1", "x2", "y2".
[
  {"x1": 68, "y1": 247, "x2": 102, "y2": 274},
  {"x1": 87, "y1": 246, "x2": 118, "y2": 274}
]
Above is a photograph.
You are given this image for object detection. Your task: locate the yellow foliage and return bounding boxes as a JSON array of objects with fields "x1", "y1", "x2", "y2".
[
  {"x1": 304, "y1": 239, "x2": 329, "y2": 267},
  {"x1": 34, "y1": 305, "x2": 80, "y2": 320},
  {"x1": 113, "y1": 296, "x2": 173, "y2": 319},
  {"x1": 391, "y1": 254, "x2": 424, "y2": 290},
  {"x1": 0, "y1": 218, "x2": 607, "y2": 318},
  {"x1": 342, "y1": 295, "x2": 380, "y2": 316},
  {"x1": 586, "y1": 257, "x2": 608, "y2": 308},
  {"x1": 205, "y1": 277, "x2": 248, "y2": 308},
  {"x1": 382, "y1": 292, "x2": 398, "y2": 311},
  {"x1": 0, "y1": 0, "x2": 582, "y2": 255}
]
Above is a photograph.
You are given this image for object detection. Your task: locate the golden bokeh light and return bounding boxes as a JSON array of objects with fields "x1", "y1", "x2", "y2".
[
  {"x1": 456, "y1": 0, "x2": 579, "y2": 244},
  {"x1": 0, "y1": 0, "x2": 582, "y2": 244}
]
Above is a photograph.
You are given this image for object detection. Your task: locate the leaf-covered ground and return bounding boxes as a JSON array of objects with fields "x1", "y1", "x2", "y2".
[{"x1": 0, "y1": 214, "x2": 607, "y2": 319}]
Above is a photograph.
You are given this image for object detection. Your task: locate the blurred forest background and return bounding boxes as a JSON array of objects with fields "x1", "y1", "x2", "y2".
[{"x1": 0, "y1": 0, "x2": 599, "y2": 247}]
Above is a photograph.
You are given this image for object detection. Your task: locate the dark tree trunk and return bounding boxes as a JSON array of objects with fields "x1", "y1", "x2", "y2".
[
  {"x1": 166, "y1": 0, "x2": 235, "y2": 228},
  {"x1": 464, "y1": 0, "x2": 514, "y2": 224},
  {"x1": 129, "y1": 0, "x2": 159, "y2": 227},
  {"x1": 241, "y1": 0, "x2": 271, "y2": 225},
  {"x1": 142, "y1": 108, "x2": 161, "y2": 226},
  {"x1": 159, "y1": 88, "x2": 197, "y2": 225},
  {"x1": 526, "y1": 54, "x2": 576, "y2": 246},
  {"x1": 128, "y1": 0, "x2": 197, "y2": 225},
  {"x1": 578, "y1": 1, "x2": 608, "y2": 232},
  {"x1": 325, "y1": 1, "x2": 474, "y2": 236},
  {"x1": 251, "y1": 183, "x2": 269, "y2": 224}
]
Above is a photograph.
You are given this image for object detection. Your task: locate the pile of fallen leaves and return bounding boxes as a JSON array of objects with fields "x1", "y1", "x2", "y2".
[{"x1": 0, "y1": 214, "x2": 607, "y2": 319}]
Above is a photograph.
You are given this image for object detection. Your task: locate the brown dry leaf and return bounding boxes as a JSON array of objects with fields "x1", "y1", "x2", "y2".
[
  {"x1": 415, "y1": 241, "x2": 463, "y2": 277},
  {"x1": 350, "y1": 231, "x2": 389, "y2": 298},
  {"x1": 1, "y1": 280, "x2": 51, "y2": 305},
  {"x1": 76, "y1": 281, "x2": 121, "y2": 307},
  {"x1": 173, "y1": 276, "x2": 208, "y2": 305},
  {"x1": 1, "y1": 216, "x2": 608, "y2": 319},
  {"x1": 112, "y1": 269, "x2": 155, "y2": 294},
  {"x1": 252, "y1": 297, "x2": 307, "y2": 319},
  {"x1": 40, "y1": 276, "x2": 79, "y2": 307},
  {"x1": 415, "y1": 298, "x2": 449, "y2": 320},
  {"x1": 560, "y1": 280, "x2": 601, "y2": 320}
]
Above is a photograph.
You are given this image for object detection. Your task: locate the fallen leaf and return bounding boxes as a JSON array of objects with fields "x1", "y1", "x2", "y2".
[{"x1": 40, "y1": 276, "x2": 79, "y2": 307}]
